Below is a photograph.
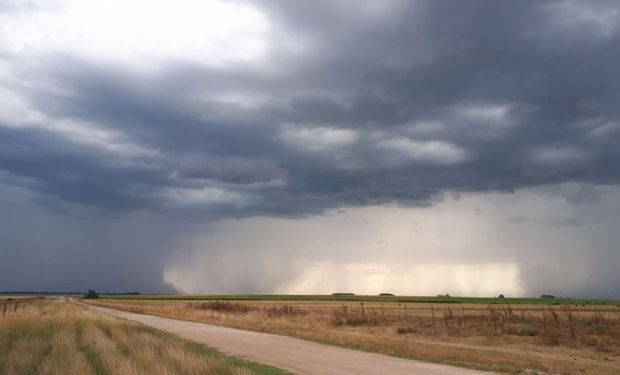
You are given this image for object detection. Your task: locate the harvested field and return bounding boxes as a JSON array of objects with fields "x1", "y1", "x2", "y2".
[{"x1": 88, "y1": 298, "x2": 620, "y2": 374}]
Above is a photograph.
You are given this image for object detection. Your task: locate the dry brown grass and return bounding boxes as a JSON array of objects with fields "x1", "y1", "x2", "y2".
[
  {"x1": 88, "y1": 299, "x2": 620, "y2": 375},
  {"x1": 0, "y1": 299, "x2": 284, "y2": 375}
]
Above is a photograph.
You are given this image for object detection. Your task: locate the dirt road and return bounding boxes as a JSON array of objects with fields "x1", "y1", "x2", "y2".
[{"x1": 82, "y1": 302, "x2": 490, "y2": 375}]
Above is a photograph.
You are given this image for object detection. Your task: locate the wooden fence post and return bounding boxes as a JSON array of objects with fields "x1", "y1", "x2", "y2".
[{"x1": 567, "y1": 306, "x2": 575, "y2": 338}]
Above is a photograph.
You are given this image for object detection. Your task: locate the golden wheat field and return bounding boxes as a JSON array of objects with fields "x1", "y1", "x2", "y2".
[
  {"x1": 87, "y1": 299, "x2": 620, "y2": 375},
  {"x1": 0, "y1": 298, "x2": 283, "y2": 375}
]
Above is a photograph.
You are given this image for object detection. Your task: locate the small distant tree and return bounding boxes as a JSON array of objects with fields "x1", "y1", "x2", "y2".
[
  {"x1": 498, "y1": 294, "x2": 505, "y2": 299},
  {"x1": 84, "y1": 289, "x2": 99, "y2": 299},
  {"x1": 541, "y1": 294, "x2": 555, "y2": 299}
]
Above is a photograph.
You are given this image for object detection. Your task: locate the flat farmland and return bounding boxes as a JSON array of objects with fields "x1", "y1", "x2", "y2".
[
  {"x1": 88, "y1": 296, "x2": 620, "y2": 375},
  {"x1": 99, "y1": 294, "x2": 620, "y2": 305}
]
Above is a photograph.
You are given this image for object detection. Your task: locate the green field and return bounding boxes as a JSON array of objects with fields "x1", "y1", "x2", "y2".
[{"x1": 100, "y1": 294, "x2": 620, "y2": 305}]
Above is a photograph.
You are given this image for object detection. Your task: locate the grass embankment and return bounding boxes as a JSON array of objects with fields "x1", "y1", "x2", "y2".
[
  {"x1": 90, "y1": 299, "x2": 620, "y2": 375},
  {"x1": 101, "y1": 294, "x2": 620, "y2": 306},
  {"x1": 0, "y1": 298, "x2": 285, "y2": 375}
]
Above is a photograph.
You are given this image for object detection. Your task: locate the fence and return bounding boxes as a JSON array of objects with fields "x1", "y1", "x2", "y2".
[
  {"x1": 178, "y1": 301, "x2": 618, "y2": 316},
  {"x1": 0, "y1": 297, "x2": 42, "y2": 318}
]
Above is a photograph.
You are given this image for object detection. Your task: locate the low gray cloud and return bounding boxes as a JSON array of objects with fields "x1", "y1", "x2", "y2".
[{"x1": 1, "y1": 0, "x2": 619, "y2": 295}]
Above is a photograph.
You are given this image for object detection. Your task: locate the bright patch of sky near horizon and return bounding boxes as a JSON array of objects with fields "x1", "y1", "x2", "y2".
[{"x1": 164, "y1": 183, "x2": 619, "y2": 297}]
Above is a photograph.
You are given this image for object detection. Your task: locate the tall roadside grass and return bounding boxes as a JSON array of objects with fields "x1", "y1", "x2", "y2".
[{"x1": 0, "y1": 299, "x2": 285, "y2": 375}]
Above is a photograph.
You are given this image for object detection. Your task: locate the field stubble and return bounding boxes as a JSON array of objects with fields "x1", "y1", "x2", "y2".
[{"x1": 88, "y1": 299, "x2": 620, "y2": 375}]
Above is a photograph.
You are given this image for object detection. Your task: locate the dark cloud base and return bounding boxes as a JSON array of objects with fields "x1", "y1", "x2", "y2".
[{"x1": 1, "y1": 1, "x2": 619, "y2": 218}]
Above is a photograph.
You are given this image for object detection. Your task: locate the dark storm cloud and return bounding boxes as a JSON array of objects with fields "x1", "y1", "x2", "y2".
[
  {"x1": 2, "y1": 0, "x2": 620, "y2": 295},
  {"x1": 2, "y1": 0, "x2": 619, "y2": 218},
  {"x1": 0, "y1": 182, "x2": 182, "y2": 293}
]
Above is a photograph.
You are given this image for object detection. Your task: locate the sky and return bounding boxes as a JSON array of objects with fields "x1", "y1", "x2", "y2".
[{"x1": 1, "y1": 0, "x2": 619, "y2": 298}]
